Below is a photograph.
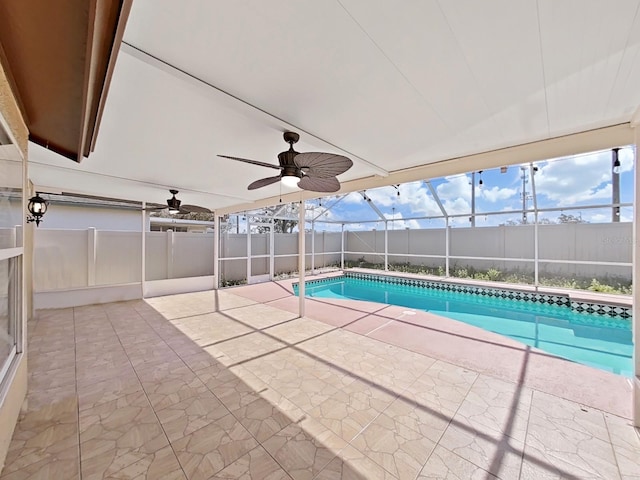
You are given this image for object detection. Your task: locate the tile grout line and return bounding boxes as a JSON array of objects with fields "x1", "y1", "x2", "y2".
[
  {"x1": 602, "y1": 411, "x2": 624, "y2": 479},
  {"x1": 363, "y1": 318, "x2": 395, "y2": 337},
  {"x1": 101, "y1": 304, "x2": 189, "y2": 480},
  {"x1": 517, "y1": 389, "x2": 535, "y2": 479},
  {"x1": 146, "y1": 300, "x2": 366, "y2": 478},
  {"x1": 72, "y1": 306, "x2": 82, "y2": 480},
  {"x1": 413, "y1": 370, "x2": 512, "y2": 480},
  {"x1": 335, "y1": 367, "x2": 428, "y2": 480},
  {"x1": 132, "y1": 301, "x2": 292, "y2": 479},
  {"x1": 132, "y1": 301, "x2": 299, "y2": 479},
  {"x1": 423, "y1": 368, "x2": 482, "y2": 476}
]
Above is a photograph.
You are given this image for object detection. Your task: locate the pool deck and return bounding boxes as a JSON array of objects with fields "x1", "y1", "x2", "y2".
[
  {"x1": 233, "y1": 273, "x2": 633, "y2": 419},
  {"x1": 2, "y1": 275, "x2": 638, "y2": 479}
]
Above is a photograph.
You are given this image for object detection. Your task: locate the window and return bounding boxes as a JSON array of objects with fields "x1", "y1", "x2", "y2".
[{"x1": 0, "y1": 118, "x2": 24, "y2": 388}]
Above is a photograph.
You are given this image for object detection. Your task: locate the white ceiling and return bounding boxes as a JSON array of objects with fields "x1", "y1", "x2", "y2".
[{"x1": 28, "y1": 0, "x2": 640, "y2": 214}]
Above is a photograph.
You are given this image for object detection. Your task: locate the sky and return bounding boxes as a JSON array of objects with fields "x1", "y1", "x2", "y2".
[{"x1": 301, "y1": 146, "x2": 636, "y2": 232}]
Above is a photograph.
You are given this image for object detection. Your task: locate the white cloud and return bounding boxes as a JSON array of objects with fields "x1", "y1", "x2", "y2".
[
  {"x1": 443, "y1": 197, "x2": 471, "y2": 215},
  {"x1": 344, "y1": 222, "x2": 375, "y2": 231},
  {"x1": 342, "y1": 182, "x2": 444, "y2": 217},
  {"x1": 586, "y1": 213, "x2": 610, "y2": 223},
  {"x1": 479, "y1": 185, "x2": 518, "y2": 202},
  {"x1": 341, "y1": 191, "x2": 366, "y2": 204},
  {"x1": 436, "y1": 175, "x2": 470, "y2": 202},
  {"x1": 387, "y1": 211, "x2": 421, "y2": 230},
  {"x1": 534, "y1": 150, "x2": 615, "y2": 205},
  {"x1": 434, "y1": 175, "x2": 472, "y2": 215}
]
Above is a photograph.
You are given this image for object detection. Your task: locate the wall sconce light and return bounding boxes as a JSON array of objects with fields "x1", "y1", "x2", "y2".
[{"x1": 27, "y1": 193, "x2": 48, "y2": 226}]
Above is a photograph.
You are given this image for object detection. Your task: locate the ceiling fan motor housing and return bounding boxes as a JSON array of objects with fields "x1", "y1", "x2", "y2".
[
  {"x1": 167, "y1": 190, "x2": 181, "y2": 210},
  {"x1": 278, "y1": 148, "x2": 301, "y2": 178}
]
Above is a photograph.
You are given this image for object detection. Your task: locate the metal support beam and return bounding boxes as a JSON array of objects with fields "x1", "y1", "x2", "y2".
[
  {"x1": 341, "y1": 224, "x2": 345, "y2": 270},
  {"x1": 471, "y1": 172, "x2": 476, "y2": 227},
  {"x1": 298, "y1": 198, "x2": 306, "y2": 318},
  {"x1": 311, "y1": 220, "x2": 315, "y2": 275},
  {"x1": 273, "y1": 203, "x2": 288, "y2": 218},
  {"x1": 246, "y1": 215, "x2": 251, "y2": 282},
  {"x1": 361, "y1": 191, "x2": 386, "y2": 220},
  {"x1": 141, "y1": 202, "x2": 146, "y2": 297},
  {"x1": 312, "y1": 194, "x2": 348, "y2": 221},
  {"x1": 530, "y1": 163, "x2": 539, "y2": 286},
  {"x1": 445, "y1": 217, "x2": 450, "y2": 277},
  {"x1": 632, "y1": 127, "x2": 640, "y2": 429},
  {"x1": 213, "y1": 214, "x2": 220, "y2": 289},
  {"x1": 425, "y1": 181, "x2": 448, "y2": 218},
  {"x1": 384, "y1": 220, "x2": 388, "y2": 271},
  {"x1": 269, "y1": 222, "x2": 275, "y2": 280},
  {"x1": 613, "y1": 148, "x2": 621, "y2": 222}
]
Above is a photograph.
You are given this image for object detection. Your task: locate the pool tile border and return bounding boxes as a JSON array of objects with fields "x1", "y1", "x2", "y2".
[{"x1": 295, "y1": 272, "x2": 631, "y2": 320}]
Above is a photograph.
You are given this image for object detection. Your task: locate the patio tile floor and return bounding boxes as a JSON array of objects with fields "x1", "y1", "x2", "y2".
[{"x1": 2, "y1": 283, "x2": 639, "y2": 479}]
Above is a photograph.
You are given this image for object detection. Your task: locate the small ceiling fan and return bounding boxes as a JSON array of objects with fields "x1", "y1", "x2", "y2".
[
  {"x1": 144, "y1": 190, "x2": 212, "y2": 214},
  {"x1": 218, "y1": 132, "x2": 353, "y2": 193}
]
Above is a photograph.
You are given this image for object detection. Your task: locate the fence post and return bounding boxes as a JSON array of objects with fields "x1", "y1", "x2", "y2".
[
  {"x1": 246, "y1": 216, "x2": 251, "y2": 283},
  {"x1": 141, "y1": 205, "x2": 146, "y2": 296},
  {"x1": 167, "y1": 230, "x2": 174, "y2": 279},
  {"x1": 311, "y1": 220, "x2": 315, "y2": 274},
  {"x1": 213, "y1": 215, "x2": 220, "y2": 289},
  {"x1": 341, "y1": 224, "x2": 345, "y2": 269},
  {"x1": 632, "y1": 127, "x2": 639, "y2": 429},
  {"x1": 298, "y1": 199, "x2": 306, "y2": 317},
  {"x1": 384, "y1": 221, "x2": 388, "y2": 271},
  {"x1": 445, "y1": 219, "x2": 450, "y2": 277},
  {"x1": 269, "y1": 225, "x2": 274, "y2": 280},
  {"x1": 88, "y1": 227, "x2": 96, "y2": 286},
  {"x1": 534, "y1": 217, "x2": 539, "y2": 286}
]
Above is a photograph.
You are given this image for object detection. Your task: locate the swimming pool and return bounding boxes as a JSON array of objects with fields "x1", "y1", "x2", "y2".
[{"x1": 294, "y1": 273, "x2": 633, "y2": 376}]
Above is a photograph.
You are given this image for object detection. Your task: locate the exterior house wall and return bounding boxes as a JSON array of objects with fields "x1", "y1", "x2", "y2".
[{"x1": 40, "y1": 204, "x2": 142, "y2": 231}]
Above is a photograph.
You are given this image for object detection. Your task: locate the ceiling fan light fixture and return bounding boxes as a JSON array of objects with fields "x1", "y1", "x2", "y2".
[{"x1": 281, "y1": 174, "x2": 300, "y2": 189}]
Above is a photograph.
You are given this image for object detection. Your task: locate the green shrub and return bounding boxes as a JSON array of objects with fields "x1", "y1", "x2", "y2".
[
  {"x1": 486, "y1": 268, "x2": 502, "y2": 281},
  {"x1": 220, "y1": 278, "x2": 246, "y2": 287},
  {"x1": 454, "y1": 268, "x2": 469, "y2": 278},
  {"x1": 340, "y1": 261, "x2": 631, "y2": 294}
]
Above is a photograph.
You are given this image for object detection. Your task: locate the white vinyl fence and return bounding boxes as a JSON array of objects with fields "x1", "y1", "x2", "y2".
[
  {"x1": 31, "y1": 222, "x2": 632, "y2": 306},
  {"x1": 34, "y1": 228, "x2": 215, "y2": 308},
  {"x1": 343, "y1": 222, "x2": 632, "y2": 281}
]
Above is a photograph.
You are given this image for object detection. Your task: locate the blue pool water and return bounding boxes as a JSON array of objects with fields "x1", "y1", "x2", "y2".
[{"x1": 295, "y1": 276, "x2": 633, "y2": 376}]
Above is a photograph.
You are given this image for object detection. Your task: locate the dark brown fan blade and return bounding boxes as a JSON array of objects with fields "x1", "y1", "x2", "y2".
[
  {"x1": 180, "y1": 204, "x2": 212, "y2": 214},
  {"x1": 294, "y1": 152, "x2": 353, "y2": 178},
  {"x1": 248, "y1": 175, "x2": 282, "y2": 190},
  {"x1": 218, "y1": 155, "x2": 282, "y2": 170},
  {"x1": 142, "y1": 205, "x2": 166, "y2": 211},
  {"x1": 298, "y1": 176, "x2": 340, "y2": 193}
]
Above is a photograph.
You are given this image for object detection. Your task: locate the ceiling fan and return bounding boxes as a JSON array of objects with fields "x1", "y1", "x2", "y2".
[
  {"x1": 144, "y1": 189, "x2": 212, "y2": 214},
  {"x1": 218, "y1": 132, "x2": 353, "y2": 193}
]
